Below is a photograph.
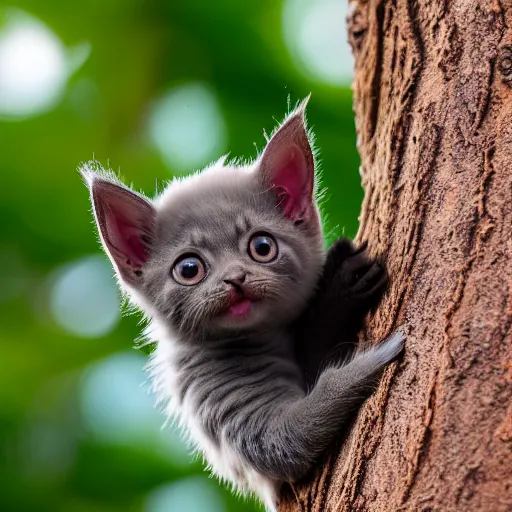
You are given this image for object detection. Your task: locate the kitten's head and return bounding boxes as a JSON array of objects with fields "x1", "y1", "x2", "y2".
[{"x1": 83, "y1": 101, "x2": 325, "y2": 340}]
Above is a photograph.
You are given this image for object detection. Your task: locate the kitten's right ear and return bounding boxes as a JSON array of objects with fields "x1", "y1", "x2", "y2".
[
  {"x1": 258, "y1": 98, "x2": 315, "y2": 224},
  {"x1": 82, "y1": 169, "x2": 156, "y2": 286}
]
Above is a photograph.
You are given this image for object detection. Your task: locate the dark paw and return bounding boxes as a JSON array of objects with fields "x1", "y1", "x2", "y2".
[
  {"x1": 344, "y1": 258, "x2": 387, "y2": 301},
  {"x1": 294, "y1": 238, "x2": 387, "y2": 385},
  {"x1": 322, "y1": 238, "x2": 387, "y2": 304},
  {"x1": 321, "y1": 238, "x2": 359, "y2": 279}
]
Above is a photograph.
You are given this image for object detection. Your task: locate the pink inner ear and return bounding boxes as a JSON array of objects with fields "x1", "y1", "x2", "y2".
[
  {"x1": 259, "y1": 111, "x2": 315, "y2": 223},
  {"x1": 127, "y1": 235, "x2": 148, "y2": 266},
  {"x1": 92, "y1": 179, "x2": 155, "y2": 280},
  {"x1": 116, "y1": 219, "x2": 148, "y2": 268},
  {"x1": 110, "y1": 215, "x2": 149, "y2": 268},
  {"x1": 270, "y1": 144, "x2": 314, "y2": 222}
]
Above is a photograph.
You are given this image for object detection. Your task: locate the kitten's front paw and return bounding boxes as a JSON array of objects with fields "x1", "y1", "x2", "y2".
[
  {"x1": 322, "y1": 238, "x2": 361, "y2": 276},
  {"x1": 324, "y1": 238, "x2": 386, "y2": 304},
  {"x1": 372, "y1": 328, "x2": 406, "y2": 365},
  {"x1": 345, "y1": 258, "x2": 386, "y2": 301}
]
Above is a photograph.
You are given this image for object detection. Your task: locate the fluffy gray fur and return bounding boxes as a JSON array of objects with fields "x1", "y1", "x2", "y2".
[{"x1": 81, "y1": 100, "x2": 404, "y2": 510}]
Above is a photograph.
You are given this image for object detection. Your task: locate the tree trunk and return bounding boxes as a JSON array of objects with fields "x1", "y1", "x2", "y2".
[{"x1": 278, "y1": 1, "x2": 512, "y2": 510}]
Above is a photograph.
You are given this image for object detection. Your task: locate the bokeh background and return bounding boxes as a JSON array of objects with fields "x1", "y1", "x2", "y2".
[{"x1": 0, "y1": 1, "x2": 360, "y2": 511}]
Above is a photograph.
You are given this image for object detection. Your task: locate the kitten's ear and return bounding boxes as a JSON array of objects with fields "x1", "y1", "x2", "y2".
[
  {"x1": 83, "y1": 170, "x2": 156, "y2": 285},
  {"x1": 258, "y1": 99, "x2": 315, "y2": 223}
]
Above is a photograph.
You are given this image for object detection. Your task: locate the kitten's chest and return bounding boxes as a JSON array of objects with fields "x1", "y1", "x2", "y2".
[
  {"x1": 148, "y1": 332, "x2": 296, "y2": 507},
  {"x1": 152, "y1": 330, "x2": 298, "y2": 428}
]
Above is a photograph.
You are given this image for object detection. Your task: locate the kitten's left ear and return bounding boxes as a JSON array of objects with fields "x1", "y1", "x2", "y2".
[
  {"x1": 82, "y1": 169, "x2": 156, "y2": 286},
  {"x1": 258, "y1": 98, "x2": 315, "y2": 223}
]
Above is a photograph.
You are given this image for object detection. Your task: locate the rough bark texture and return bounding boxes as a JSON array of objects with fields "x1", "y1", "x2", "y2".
[{"x1": 278, "y1": 1, "x2": 512, "y2": 510}]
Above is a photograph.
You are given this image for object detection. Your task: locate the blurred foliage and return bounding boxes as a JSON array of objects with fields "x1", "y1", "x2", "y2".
[{"x1": 0, "y1": 1, "x2": 360, "y2": 511}]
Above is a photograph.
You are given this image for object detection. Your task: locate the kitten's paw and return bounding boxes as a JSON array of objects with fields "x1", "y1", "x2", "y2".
[
  {"x1": 347, "y1": 261, "x2": 387, "y2": 300},
  {"x1": 330, "y1": 240, "x2": 387, "y2": 302},
  {"x1": 372, "y1": 328, "x2": 406, "y2": 365},
  {"x1": 348, "y1": 328, "x2": 405, "y2": 380},
  {"x1": 322, "y1": 238, "x2": 359, "y2": 278}
]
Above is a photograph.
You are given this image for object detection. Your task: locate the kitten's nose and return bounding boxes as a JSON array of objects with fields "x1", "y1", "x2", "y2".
[{"x1": 223, "y1": 272, "x2": 246, "y2": 288}]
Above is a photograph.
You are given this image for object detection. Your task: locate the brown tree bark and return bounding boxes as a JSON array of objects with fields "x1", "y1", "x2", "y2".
[{"x1": 278, "y1": 1, "x2": 512, "y2": 510}]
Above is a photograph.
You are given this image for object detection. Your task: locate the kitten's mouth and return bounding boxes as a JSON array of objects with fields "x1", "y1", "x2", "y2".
[
  {"x1": 223, "y1": 288, "x2": 260, "y2": 319},
  {"x1": 228, "y1": 297, "x2": 252, "y2": 318}
]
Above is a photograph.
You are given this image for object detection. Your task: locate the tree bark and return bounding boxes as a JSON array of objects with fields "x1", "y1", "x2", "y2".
[{"x1": 278, "y1": 1, "x2": 512, "y2": 510}]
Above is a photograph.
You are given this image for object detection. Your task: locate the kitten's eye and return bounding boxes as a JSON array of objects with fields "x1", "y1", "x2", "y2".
[
  {"x1": 248, "y1": 233, "x2": 278, "y2": 263},
  {"x1": 172, "y1": 255, "x2": 207, "y2": 285}
]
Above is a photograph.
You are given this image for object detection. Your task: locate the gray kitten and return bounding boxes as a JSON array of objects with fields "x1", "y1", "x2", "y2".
[{"x1": 82, "y1": 100, "x2": 404, "y2": 511}]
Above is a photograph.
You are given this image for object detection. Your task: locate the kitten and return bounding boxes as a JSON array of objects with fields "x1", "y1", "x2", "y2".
[{"x1": 81, "y1": 100, "x2": 404, "y2": 511}]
